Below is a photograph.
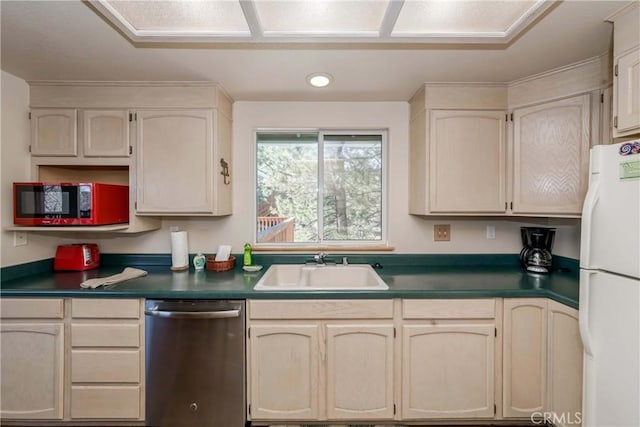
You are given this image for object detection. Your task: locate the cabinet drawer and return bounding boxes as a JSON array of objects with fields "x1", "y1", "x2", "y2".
[
  {"x1": 250, "y1": 299, "x2": 394, "y2": 319},
  {"x1": 71, "y1": 385, "x2": 140, "y2": 419},
  {"x1": 0, "y1": 298, "x2": 64, "y2": 319},
  {"x1": 72, "y1": 324, "x2": 140, "y2": 347},
  {"x1": 72, "y1": 299, "x2": 140, "y2": 319},
  {"x1": 403, "y1": 299, "x2": 495, "y2": 319},
  {"x1": 71, "y1": 350, "x2": 140, "y2": 383}
]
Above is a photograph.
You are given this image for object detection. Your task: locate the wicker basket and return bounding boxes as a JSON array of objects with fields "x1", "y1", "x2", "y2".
[{"x1": 206, "y1": 255, "x2": 235, "y2": 272}]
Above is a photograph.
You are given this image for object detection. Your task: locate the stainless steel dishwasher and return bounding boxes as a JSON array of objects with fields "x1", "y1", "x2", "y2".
[{"x1": 145, "y1": 299, "x2": 246, "y2": 427}]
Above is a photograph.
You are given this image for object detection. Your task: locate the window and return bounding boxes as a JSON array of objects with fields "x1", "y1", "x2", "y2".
[{"x1": 256, "y1": 130, "x2": 386, "y2": 245}]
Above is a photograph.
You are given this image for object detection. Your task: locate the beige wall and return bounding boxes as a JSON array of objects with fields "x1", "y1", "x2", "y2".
[
  {"x1": 1, "y1": 71, "x2": 75, "y2": 267},
  {"x1": 0, "y1": 80, "x2": 581, "y2": 266}
]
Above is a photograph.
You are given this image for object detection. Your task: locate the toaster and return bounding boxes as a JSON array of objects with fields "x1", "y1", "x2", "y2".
[{"x1": 54, "y1": 244, "x2": 100, "y2": 271}]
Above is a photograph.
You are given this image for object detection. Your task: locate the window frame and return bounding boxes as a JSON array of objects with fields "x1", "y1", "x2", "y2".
[{"x1": 253, "y1": 128, "x2": 389, "y2": 248}]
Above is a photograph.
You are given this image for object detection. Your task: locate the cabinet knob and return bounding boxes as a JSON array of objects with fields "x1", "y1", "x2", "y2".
[{"x1": 189, "y1": 403, "x2": 198, "y2": 412}]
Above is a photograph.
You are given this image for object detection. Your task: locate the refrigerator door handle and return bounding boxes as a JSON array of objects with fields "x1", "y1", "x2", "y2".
[
  {"x1": 580, "y1": 178, "x2": 600, "y2": 267},
  {"x1": 579, "y1": 269, "x2": 595, "y2": 358}
]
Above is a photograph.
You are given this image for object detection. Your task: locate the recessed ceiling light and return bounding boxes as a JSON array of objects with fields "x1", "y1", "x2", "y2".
[{"x1": 307, "y1": 73, "x2": 333, "y2": 88}]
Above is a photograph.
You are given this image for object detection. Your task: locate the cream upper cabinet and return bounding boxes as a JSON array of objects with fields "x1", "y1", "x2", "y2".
[
  {"x1": 0, "y1": 299, "x2": 65, "y2": 420},
  {"x1": 547, "y1": 300, "x2": 583, "y2": 427},
  {"x1": 429, "y1": 110, "x2": 507, "y2": 213},
  {"x1": 82, "y1": 109, "x2": 130, "y2": 157},
  {"x1": 511, "y1": 94, "x2": 590, "y2": 216},
  {"x1": 503, "y1": 298, "x2": 548, "y2": 418},
  {"x1": 30, "y1": 108, "x2": 131, "y2": 158},
  {"x1": 401, "y1": 299, "x2": 496, "y2": 420},
  {"x1": 248, "y1": 324, "x2": 321, "y2": 420},
  {"x1": 325, "y1": 324, "x2": 395, "y2": 420},
  {"x1": 609, "y1": 2, "x2": 640, "y2": 138},
  {"x1": 613, "y1": 47, "x2": 640, "y2": 137},
  {"x1": 136, "y1": 109, "x2": 232, "y2": 215},
  {"x1": 409, "y1": 84, "x2": 508, "y2": 215},
  {"x1": 30, "y1": 109, "x2": 77, "y2": 156}
]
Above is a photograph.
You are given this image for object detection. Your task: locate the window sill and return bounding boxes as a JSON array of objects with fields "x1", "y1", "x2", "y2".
[{"x1": 252, "y1": 244, "x2": 395, "y2": 252}]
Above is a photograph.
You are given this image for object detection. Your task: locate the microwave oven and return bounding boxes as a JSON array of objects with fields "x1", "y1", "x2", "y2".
[{"x1": 13, "y1": 182, "x2": 129, "y2": 226}]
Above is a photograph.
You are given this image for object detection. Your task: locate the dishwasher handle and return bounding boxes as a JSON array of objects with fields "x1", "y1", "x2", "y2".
[{"x1": 144, "y1": 308, "x2": 241, "y2": 319}]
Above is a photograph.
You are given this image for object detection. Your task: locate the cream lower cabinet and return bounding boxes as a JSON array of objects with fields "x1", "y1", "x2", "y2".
[
  {"x1": 0, "y1": 298, "x2": 65, "y2": 420},
  {"x1": 503, "y1": 298, "x2": 583, "y2": 424},
  {"x1": 503, "y1": 298, "x2": 547, "y2": 418},
  {"x1": 547, "y1": 300, "x2": 583, "y2": 427},
  {"x1": 70, "y1": 298, "x2": 144, "y2": 421},
  {"x1": 511, "y1": 94, "x2": 591, "y2": 216},
  {"x1": 247, "y1": 300, "x2": 395, "y2": 423},
  {"x1": 402, "y1": 299, "x2": 497, "y2": 420}
]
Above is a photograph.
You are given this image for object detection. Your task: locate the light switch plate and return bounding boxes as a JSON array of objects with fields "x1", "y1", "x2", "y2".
[
  {"x1": 486, "y1": 225, "x2": 496, "y2": 239},
  {"x1": 434, "y1": 224, "x2": 451, "y2": 241}
]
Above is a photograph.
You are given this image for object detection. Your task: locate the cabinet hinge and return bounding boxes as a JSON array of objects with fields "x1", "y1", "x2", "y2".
[
  {"x1": 613, "y1": 116, "x2": 618, "y2": 128},
  {"x1": 247, "y1": 327, "x2": 250, "y2": 339},
  {"x1": 600, "y1": 93, "x2": 604, "y2": 103},
  {"x1": 248, "y1": 404, "x2": 251, "y2": 415},
  {"x1": 135, "y1": 112, "x2": 138, "y2": 121},
  {"x1": 393, "y1": 327, "x2": 396, "y2": 338},
  {"x1": 505, "y1": 113, "x2": 508, "y2": 121},
  {"x1": 614, "y1": 64, "x2": 618, "y2": 77},
  {"x1": 134, "y1": 201, "x2": 137, "y2": 210},
  {"x1": 129, "y1": 145, "x2": 133, "y2": 155},
  {"x1": 510, "y1": 113, "x2": 514, "y2": 121},
  {"x1": 495, "y1": 328, "x2": 497, "y2": 337},
  {"x1": 494, "y1": 404, "x2": 497, "y2": 415},
  {"x1": 129, "y1": 113, "x2": 133, "y2": 122},
  {"x1": 393, "y1": 404, "x2": 396, "y2": 415},
  {"x1": 505, "y1": 202, "x2": 507, "y2": 210},
  {"x1": 28, "y1": 145, "x2": 31, "y2": 153},
  {"x1": 510, "y1": 202, "x2": 513, "y2": 210},
  {"x1": 28, "y1": 111, "x2": 31, "y2": 120}
]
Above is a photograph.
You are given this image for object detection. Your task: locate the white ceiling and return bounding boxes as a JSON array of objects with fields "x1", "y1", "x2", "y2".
[
  {"x1": 92, "y1": 0, "x2": 553, "y2": 44},
  {"x1": 0, "y1": 0, "x2": 632, "y2": 102}
]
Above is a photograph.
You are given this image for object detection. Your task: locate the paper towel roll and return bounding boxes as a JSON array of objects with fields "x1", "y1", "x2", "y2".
[{"x1": 170, "y1": 231, "x2": 189, "y2": 271}]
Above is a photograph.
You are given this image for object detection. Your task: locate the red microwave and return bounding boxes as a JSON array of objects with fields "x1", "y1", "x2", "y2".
[{"x1": 13, "y1": 182, "x2": 129, "y2": 226}]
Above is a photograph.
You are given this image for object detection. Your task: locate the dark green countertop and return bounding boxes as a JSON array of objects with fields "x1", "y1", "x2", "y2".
[{"x1": 0, "y1": 254, "x2": 579, "y2": 309}]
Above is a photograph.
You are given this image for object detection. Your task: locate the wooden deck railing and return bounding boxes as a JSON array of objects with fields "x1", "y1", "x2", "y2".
[{"x1": 257, "y1": 216, "x2": 295, "y2": 243}]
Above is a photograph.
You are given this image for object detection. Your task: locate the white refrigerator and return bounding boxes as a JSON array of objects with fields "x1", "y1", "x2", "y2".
[{"x1": 579, "y1": 140, "x2": 640, "y2": 427}]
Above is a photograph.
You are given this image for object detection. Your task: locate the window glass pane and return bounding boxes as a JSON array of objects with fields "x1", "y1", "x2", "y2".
[
  {"x1": 323, "y1": 134, "x2": 383, "y2": 241},
  {"x1": 256, "y1": 132, "x2": 318, "y2": 243}
]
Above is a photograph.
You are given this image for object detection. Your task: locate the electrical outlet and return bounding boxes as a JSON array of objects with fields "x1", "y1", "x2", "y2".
[
  {"x1": 434, "y1": 224, "x2": 451, "y2": 241},
  {"x1": 486, "y1": 225, "x2": 496, "y2": 239},
  {"x1": 13, "y1": 231, "x2": 27, "y2": 247}
]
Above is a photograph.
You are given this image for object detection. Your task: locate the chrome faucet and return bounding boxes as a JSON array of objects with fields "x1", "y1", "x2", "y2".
[{"x1": 314, "y1": 252, "x2": 327, "y2": 265}]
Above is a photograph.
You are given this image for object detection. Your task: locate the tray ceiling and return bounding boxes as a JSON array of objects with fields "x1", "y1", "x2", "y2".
[{"x1": 92, "y1": 0, "x2": 555, "y2": 44}]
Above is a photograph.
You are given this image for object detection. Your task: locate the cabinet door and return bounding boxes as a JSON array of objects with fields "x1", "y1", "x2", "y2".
[
  {"x1": 614, "y1": 47, "x2": 640, "y2": 136},
  {"x1": 547, "y1": 301, "x2": 583, "y2": 427},
  {"x1": 136, "y1": 110, "x2": 215, "y2": 214},
  {"x1": 325, "y1": 324, "x2": 395, "y2": 420},
  {"x1": 30, "y1": 109, "x2": 77, "y2": 156},
  {"x1": 430, "y1": 110, "x2": 507, "y2": 213},
  {"x1": 402, "y1": 324, "x2": 495, "y2": 419},
  {"x1": 0, "y1": 323, "x2": 64, "y2": 419},
  {"x1": 512, "y1": 95, "x2": 590, "y2": 215},
  {"x1": 503, "y1": 299, "x2": 547, "y2": 418},
  {"x1": 83, "y1": 109, "x2": 130, "y2": 157},
  {"x1": 249, "y1": 324, "x2": 320, "y2": 420}
]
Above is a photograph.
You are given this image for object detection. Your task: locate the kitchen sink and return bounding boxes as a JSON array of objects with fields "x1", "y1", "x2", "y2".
[{"x1": 253, "y1": 264, "x2": 388, "y2": 291}]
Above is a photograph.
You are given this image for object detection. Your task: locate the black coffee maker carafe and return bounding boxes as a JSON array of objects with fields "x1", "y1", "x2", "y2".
[{"x1": 520, "y1": 227, "x2": 556, "y2": 273}]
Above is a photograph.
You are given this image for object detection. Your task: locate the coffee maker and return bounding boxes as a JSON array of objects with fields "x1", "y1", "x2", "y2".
[{"x1": 520, "y1": 227, "x2": 556, "y2": 273}]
